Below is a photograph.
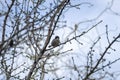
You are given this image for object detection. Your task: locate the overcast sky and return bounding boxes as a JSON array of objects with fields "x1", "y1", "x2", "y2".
[
  {"x1": 54, "y1": 0, "x2": 120, "y2": 79},
  {"x1": 0, "y1": 0, "x2": 120, "y2": 79}
]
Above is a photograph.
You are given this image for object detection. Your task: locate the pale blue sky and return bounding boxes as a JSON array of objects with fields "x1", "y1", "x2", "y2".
[
  {"x1": 53, "y1": 0, "x2": 120, "y2": 79},
  {"x1": 0, "y1": 0, "x2": 120, "y2": 79}
]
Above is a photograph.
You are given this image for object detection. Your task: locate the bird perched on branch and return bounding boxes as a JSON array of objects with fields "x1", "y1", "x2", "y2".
[
  {"x1": 49, "y1": 36, "x2": 60, "y2": 48},
  {"x1": 9, "y1": 39, "x2": 13, "y2": 47}
]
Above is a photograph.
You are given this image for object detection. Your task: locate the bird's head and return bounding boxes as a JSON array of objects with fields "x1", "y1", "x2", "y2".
[{"x1": 55, "y1": 36, "x2": 59, "y2": 39}]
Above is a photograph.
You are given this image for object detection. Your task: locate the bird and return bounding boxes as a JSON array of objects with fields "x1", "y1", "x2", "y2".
[
  {"x1": 49, "y1": 36, "x2": 60, "y2": 48},
  {"x1": 9, "y1": 39, "x2": 13, "y2": 47}
]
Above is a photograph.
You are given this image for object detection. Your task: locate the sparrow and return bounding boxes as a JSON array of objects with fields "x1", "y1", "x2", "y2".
[
  {"x1": 49, "y1": 36, "x2": 60, "y2": 47},
  {"x1": 9, "y1": 39, "x2": 13, "y2": 47}
]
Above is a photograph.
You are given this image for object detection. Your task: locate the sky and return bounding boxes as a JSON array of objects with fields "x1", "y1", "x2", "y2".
[
  {"x1": 0, "y1": 0, "x2": 120, "y2": 80},
  {"x1": 53, "y1": 0, "x2": 120, "y2": 79}
]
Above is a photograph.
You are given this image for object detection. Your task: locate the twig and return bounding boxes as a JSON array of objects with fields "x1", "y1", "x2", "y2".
[{"x1": 83, "y1": 33, "x2": 120, "y2": 80}]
